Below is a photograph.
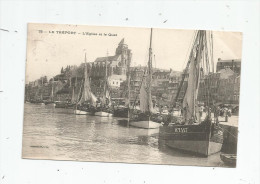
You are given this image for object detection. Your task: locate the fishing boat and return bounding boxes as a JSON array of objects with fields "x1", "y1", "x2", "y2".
[
  {"x1": 31, "y1": 90, "x2": 44, "y2": 104},
  {"x1": 74, "y1": 53, "x2": 97, "y2": 115},
  {"x1": 129, "y1": 28, "x2": 161, "y2": 129},
  {"x1": 44, "y1": 81, "x2": 55, "y2": 106},
  {"x1": 220, "y1": 153, "x2": 237, "y2": 166},
  {"x1": 160, "y1": 30, "x2": 223, "y2": 156},
  {"x1": 113, "y1": 105, "x2": 129, "y2": 118},
  {"x1": 94, "y1": 52, "x2": 113, "y2": 117},
  {"x1": 113, "y1": 49, "x2": 131, "y2": 118}
]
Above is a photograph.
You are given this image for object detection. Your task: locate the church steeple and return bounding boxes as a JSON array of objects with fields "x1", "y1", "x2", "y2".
[
  {"x1": 118, "y1": 38, "x2": 124, "y2": 45},
  {"x1": 115, "y1": 38, "x2": 128, "y2": 55}
]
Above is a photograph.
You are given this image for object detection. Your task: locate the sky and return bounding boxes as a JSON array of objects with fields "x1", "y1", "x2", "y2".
[{"x1": 26, "y1": 23, "x2": 242, "y2": 82}]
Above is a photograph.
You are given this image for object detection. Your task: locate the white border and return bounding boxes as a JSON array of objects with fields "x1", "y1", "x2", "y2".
[{"x1": 0, "y1": 1, "x2": 259, "y2": 184}]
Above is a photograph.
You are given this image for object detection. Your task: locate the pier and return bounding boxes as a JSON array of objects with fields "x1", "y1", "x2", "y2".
[{"x1": 219, "y1": 116, "x2": 238, "y2": 154}]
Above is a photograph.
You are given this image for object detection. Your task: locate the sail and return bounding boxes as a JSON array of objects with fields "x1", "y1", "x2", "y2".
[
  {"x1": 101, "y1": 51, "x2": 111, "y2": 106},
  {"x1": 139, "y1": 72, "x2": 153, "y2": 113},
  {"x1": 101, "y1": 80, "x2": 111, "y2": 106},
  {"x1": 78, "y1": 54, "x2": 97, "y2": 106},
  {"x1": 71, "y1": 87, "x2": 75, "y2": 103},
  {"x1": 182, "y1": 31, "x2": 204, "y2": 124},
  {"x1": 51, "y1": 84, "x2": 54, "y2": 101},
  {"x1": 139, "y1": 28, "x2": 153, "y2": 113}
]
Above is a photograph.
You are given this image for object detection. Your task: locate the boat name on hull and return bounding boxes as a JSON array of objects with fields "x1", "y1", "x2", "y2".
[{"x1": 175, "y1": 128, "x2": 188, "y2": 133}]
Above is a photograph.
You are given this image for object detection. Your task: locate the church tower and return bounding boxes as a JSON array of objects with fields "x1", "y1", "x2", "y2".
[{"x1": 115, "y1": 38, "x2": 132, "y2": 75}]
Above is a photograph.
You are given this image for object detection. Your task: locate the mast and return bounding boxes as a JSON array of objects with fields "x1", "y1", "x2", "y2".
[
  {"x1": 139, "y1": 28, "x2": 153, "y2": 113},
  {"x1": 127, "y1": 53, "x2": 131, "y2": 107},
  {"x1": 84, "y1": 52, "x2": 87, "y2": 101},
  {"x1": 51, "y1": 79, "x2": 54, "y2": 101},
  {"x1": 182, "y1": 30, "x2": 205, "y2": 124},
  {"x1": 174, "y1": 31, "x2": 199, "y2": 107},
  {"x1": 41, "y1": 76, "x2": 43, "y2": 101},
  {"x1": 127, "y1": 49, "x2": 132, "y2": 121},
  {"x1": 103, "y1": 50, "x2": 110, "y2": 106},
  {"x1": 105, "y1": 51, "x2": 108, "y2": 80},
  {"x1": 103, "y1": 51, "x2": 108, "y2": 105},
  {"x1": 148, "y1": 28, "x2": 153, "y2": 113},
  {"x1": 71, "y1": 86, "x2": 75, "y2": 103}
]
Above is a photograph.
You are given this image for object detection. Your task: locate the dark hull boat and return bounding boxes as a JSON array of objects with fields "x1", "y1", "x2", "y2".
[
  {"x1": 94, "y1": 51, "x2": 113, "y2": 117},
  {"x1": 30, "y1": 99, "x2": 44, "y2": 105},
  {"x1": 130, "y1": 112, "x2": 161, "y2": 129},
  {"x1": 74, "y1": 106, "x2": 96, "y2": 115},
  {"x1": 128, "y1": 29, "x2": 161, "y2": 129},
  {"x1": 220, "y1": 153, "x2": 237, "y2": 166},
  {"x1": 160, "y1": 121, "x2": 223, "y2": 156},
  {"x1": 74, "y1": 53, "x2": 97, "y2": 115},
  {"x1": 113, "y1": 107, "x2": 129, "y2": 118},
  {"x1": 55, "y1": 102, "x2": 74, "y2": 109},
  {"x1": 160, "y1": 30, "x2": 223, "y2": 156},
  {"x1": 44, "y1": 101, "x2": 54, "y2": 105}
]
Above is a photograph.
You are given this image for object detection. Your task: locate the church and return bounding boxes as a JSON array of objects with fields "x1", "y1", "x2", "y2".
[{"x1": 89, "y1": 38, "x2": 132, "y2": 80}]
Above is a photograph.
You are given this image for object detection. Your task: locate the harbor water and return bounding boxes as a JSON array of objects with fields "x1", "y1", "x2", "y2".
[{"x1": 22, "y1": 103, "x2": 227, "y2": 167}]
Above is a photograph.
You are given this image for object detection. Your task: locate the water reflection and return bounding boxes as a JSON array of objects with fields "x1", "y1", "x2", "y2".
[{"x1": 22, "y1": 103, "x2": 225, "y2": 167}]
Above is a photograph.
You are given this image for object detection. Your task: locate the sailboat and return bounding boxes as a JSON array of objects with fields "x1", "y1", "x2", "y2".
[
  {"x1": 160, "y1": 30, "x2": 223, "y2": 156},
  {"x1": 44, "y1": 81, "x2": 55, "y2": 106},
  {"x1": 129, "y1": 28, "x2": 161, "y2": 129},
  {"x1": 74, "y1": 53, "x2": 97, "y2": 115},
  {"x1": 113, "y1": 53, "x2": 131, "y2": 118},
  {"x1": 94, "y1": 52, "x2": 113, "y2": 117}
]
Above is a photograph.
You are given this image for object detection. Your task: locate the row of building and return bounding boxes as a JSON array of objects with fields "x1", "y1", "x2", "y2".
[{"x1": 25, "y1": 38, "x2": 241, "y2": 106}]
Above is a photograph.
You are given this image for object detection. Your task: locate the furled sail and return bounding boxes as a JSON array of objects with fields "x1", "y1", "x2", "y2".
[
  {"x1": 78, "y1": 54, "x2": 97, "y2": 106},
  {"x1": 139, "y1": 72, "x2": 153, "y2": 113},
  {"x1": 139, "y1": 28, "x2": 153, "y2": 113},
  {"x1": 101, "y1": 81, "x2": 111, "y2": 106},
  {"x1": 182, "y1": 31, "x2": 204, "y2": 124},
  {"x1": 51, "y1": 84, "x2": 54, "y2": 101},
  {"x1": 71, "y1": 86, "x2": 75, "y2": 103},
  {"x1": 100, "y1": 51, "x2": 111, "y2": 106}
]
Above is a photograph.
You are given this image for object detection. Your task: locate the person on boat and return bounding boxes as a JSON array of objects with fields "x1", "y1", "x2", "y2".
[
  {"x1": 214, "y1": 106, "x2": 220, "y2": 124},
  {"x1": 224, "y1": 108, "x2": 229, "y2": 122},
  {"x1": 199, "y1": 105, "x2": 204, "y2": 117},
  {"x1": 227, "y1": 108, "x2": 232, "y2": 117}
]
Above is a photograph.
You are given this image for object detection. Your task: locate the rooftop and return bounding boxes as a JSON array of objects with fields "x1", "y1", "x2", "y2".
[
  {"x1": 217, "y1": 68, "x2": 235, "y2": 79},
  {"x1": 94, "y1": 55, "x2": 120, "y2": 63},
  {"x1": 217, "y1": 58, "x2": 241, "y2": 63}
]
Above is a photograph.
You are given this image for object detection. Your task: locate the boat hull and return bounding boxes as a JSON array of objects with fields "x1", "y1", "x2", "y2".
[
  {"x1": 74, "y1": 109, "x2": 94, "y2": 115},
  {"x1": 44, "y1": 102, "x2": 56, "y2": 106},
  {"x1": 220, "y1": 153, "x2": 237, "y2": 166},
  {"x1": 95, "y1": 111, "x2": 113, "y2": 117},
  {"x1": 160, "y1": 122, "x2": 223, "y2": 156},
  {"x1": 130, "y1": 120, "x2": 161, "y2": 129},
  {"x1": 113, "y1": 108, "x2": 129, "y2": 118}
]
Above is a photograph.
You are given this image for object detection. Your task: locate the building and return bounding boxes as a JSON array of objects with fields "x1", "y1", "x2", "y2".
[
  {"x1": 128, "y1": 66, "x2": 145, "y2": 102},
  {"x1": 198, "y1": 67, "x2": 240, "y2": 105},
  {"x1": 216, "y1": 58, "x2": 241, "y2": 75},
  {"x1": 89, "y1": 38, "x2": 132, "y2": 79},
  {"x1": 108, "y1": 75, "x2": 126, "y2": 88},
  {"x1": 218, "y1": 72, "x2": 240, "y2": 104},
  {"x1": 168, "y1": 71, "x2": 182, "y2": 102},
  {"x1": 152, "y1": 70, "x2": 171, "y2": 104}
]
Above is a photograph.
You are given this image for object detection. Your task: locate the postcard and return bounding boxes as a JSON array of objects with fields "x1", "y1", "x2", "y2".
[{"x1": 23, "y1": 23, "x2": 242, "y2": 167}]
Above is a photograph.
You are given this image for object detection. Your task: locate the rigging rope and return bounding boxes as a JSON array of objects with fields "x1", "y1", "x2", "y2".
[{"x1": 219, "y1": 125, "x2": 238, "y2": 139}]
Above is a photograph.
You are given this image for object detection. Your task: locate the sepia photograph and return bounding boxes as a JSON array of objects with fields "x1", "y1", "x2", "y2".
[{"x1": 23, "y1": 23, "x2": 242, "y2": 167}]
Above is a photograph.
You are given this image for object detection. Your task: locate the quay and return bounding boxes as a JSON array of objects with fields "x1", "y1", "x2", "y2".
[{"x1": 219, "y1": 116, "x2": 238, "y2": 154}]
